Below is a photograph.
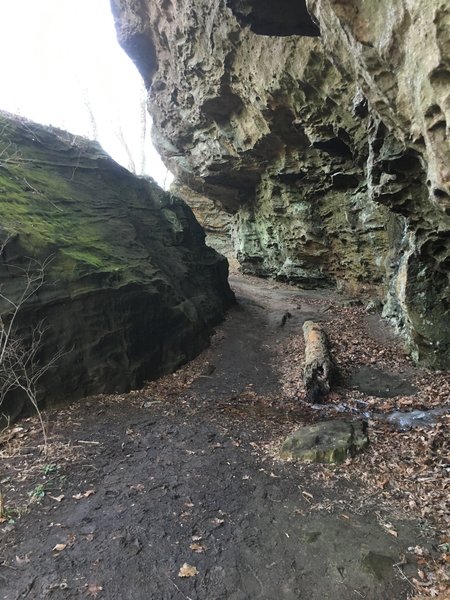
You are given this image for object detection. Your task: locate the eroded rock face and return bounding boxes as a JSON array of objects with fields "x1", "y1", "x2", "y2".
[
  {"x1": 306, "y1": 0, "x2": 450, "y2": 367},
  {"x1": 307, "y1": 0, "x2": 450, "y2": 207},
  {"x1": 110, "y1": 0, "x2": 449, "y2": 368},
  {"x1": 227, "y1": 0, "x2": 320, "y2": 37},
  {"x1": 171, "y1": 182, "x2": 234, "y2": 260},
  {"x1": 0, "y1": 112, "x2": 233, "y2": 420}
]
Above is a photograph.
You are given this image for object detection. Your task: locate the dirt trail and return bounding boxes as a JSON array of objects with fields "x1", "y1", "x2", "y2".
[{"x1": 0, "y1": 274, "x2": 442, "y2": 600}]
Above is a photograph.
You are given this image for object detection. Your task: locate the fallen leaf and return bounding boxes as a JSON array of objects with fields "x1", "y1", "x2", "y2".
[
  {"x1": 72, "y1": 490, "x2": 95, "y2": 500},
  {"x1": 378, "y1": 477, "x2": 389, "y2": 489},
  {"x1": 129, "y1": 484, "x2": 145, "y2": 492},
  {"x1": 387, "y1": 529, "x2": 398, "y2": 538},
  {"x1": 191, "y1": 535, "x2": 202, "y2": 542},
  {"x1": 190, "y1": 543, "x2": 205, "y2": 553},
  {"x1": 178, "y1": 563, "x2": 198, "y2": 578},
  {"x1": 211, "y1": 517, "x2": 224, "y2": 528},
  {"x1": 52, "y1": 543, "x2": 67, "y2": 553},
  {"x1": 15, "y1": 554, "x2": 30, "y2": 565},
  {"x1": 49, "y1": 494, "x2": 65, "y2": 502}
]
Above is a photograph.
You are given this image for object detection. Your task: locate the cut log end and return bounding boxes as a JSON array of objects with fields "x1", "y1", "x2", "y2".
[{"x1": 302, "y1": 320, "x2": 335, "y2": 403}]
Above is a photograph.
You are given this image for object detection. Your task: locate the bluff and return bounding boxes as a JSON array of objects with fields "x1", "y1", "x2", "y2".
[
  {"x1": 111, "y1": 0, "x2": 450, "y2": 369},
  {"x1": 0, "y1": 112, "x2": 233, "y2": 420}
]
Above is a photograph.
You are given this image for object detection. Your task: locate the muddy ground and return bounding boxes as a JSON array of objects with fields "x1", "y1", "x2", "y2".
[{"x1": 1, "y1": 273, "x2": 449, "y2": 599}]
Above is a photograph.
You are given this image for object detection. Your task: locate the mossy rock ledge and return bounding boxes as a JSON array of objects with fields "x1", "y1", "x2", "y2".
[
  {"x1": 280, "y1": 420, "x2": 369, "y2": 464},
  {"x1": 0, "y1": 112, "x2": 234, "y2": 421}
]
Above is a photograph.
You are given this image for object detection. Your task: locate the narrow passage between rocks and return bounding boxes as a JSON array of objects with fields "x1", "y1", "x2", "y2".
[{"x1": 1, "y1": 274, "x2": 448, "y2": 600}]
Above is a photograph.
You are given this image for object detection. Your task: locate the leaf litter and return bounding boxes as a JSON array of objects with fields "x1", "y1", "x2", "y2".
[{"x1": 1, "y1": 272, "x2": 449, "y2": 598}]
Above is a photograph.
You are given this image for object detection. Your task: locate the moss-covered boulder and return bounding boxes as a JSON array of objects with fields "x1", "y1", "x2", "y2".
[
  {"x1": 280, "y1": 420, "x2": 369, "y2": 463},
  {"x1": 0, "y1": 112, "x2": 234, "y2": 421}
]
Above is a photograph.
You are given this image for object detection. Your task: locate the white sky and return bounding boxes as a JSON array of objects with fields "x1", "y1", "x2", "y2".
[{"x1": 0, "y1": 0, "x2": 173, "y2": 188}]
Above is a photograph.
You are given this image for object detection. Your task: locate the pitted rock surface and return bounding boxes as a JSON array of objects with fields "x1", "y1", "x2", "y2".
[{"x1": 111, "y1": 0, "x2": 450, "y2": 368}]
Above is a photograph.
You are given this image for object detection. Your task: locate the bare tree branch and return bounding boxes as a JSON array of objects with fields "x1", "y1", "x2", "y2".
[{"x1": 0, "y1": 240, "x2": 62, "y2": 451}]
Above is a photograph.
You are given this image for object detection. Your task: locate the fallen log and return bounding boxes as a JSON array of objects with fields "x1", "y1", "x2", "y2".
[{"x1": 302, "y1": 320, "x2": 334, "y2": 402}]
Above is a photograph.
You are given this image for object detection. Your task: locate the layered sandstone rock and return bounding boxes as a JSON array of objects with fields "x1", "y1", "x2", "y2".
[
  {"x1": 171, "y1": 182, "x2": 234, "y2": 261},
  {"x1": 111, "y1": 0, "x2": 449, "y2": 368},
  {"x1": 0, "y1": 112, "x2": 233, "y2": 420}
]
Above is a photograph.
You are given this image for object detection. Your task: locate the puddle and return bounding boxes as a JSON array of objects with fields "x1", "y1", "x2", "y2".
[
  {"x1": 377, "y1": 406, "x2": 450, "y2": 430},
  {"x1": 349, "y1": 366, "x2": 417, "y2": 398},
  {"x1": 308, "y1": 401, "x2": 449, "y2": 430}
]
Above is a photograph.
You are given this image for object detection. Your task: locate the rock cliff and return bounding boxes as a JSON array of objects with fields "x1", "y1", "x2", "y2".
[
  {"x1": 0, "y1": 112, "x2": 233, "y2": 420},
  {"x1": 110, "y1": 0, "x2": 449, "y2": 368},
  {"x1": 171, "y1": 182, "x2": 234, "y2": 261}
]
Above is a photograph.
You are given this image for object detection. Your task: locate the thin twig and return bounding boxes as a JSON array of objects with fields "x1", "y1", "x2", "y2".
[{"x1": 23, "y1": 177, "x2": 63, "y2": 212}]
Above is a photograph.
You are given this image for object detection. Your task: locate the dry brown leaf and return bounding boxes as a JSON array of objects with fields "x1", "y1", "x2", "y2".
[
  {"x1": 387, "y1": 529, "x2": 398, "y2": 538},
  {"x1": 378, "y1": 477, "x2": 389, "y2": 489},
  {"x1": 190, "y1": 543, "x2": 205, "y2": 553},
  {"x1": 130, "y1": 484, "x2": 145, "y2": 492},
  {"x1": 49, "y1": 494, "x2": 65, "y2": 502},
  {"x1": 178, "y1": 563, "x2": 198, "y2": 578},
  {"x1": 72, "y1": 490, "x2": 95, "y2": 500},
  {"x1": 52, "y1": 543, "x2": 67, "y2": 553}
]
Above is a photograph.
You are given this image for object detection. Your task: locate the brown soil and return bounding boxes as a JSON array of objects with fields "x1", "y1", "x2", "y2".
[{"x1": 1, "y1": 273, "x2": 449, "y2": 600}]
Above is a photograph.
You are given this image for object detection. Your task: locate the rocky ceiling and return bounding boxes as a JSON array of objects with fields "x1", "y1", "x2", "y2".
[{"x1": 226, "y1": 0, "x2": 320, "y2": 36}]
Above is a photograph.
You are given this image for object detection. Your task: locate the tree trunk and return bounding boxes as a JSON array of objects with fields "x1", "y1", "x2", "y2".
[{"x1": 302, "y1": 320, "x2": 334, "y2": 402}]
